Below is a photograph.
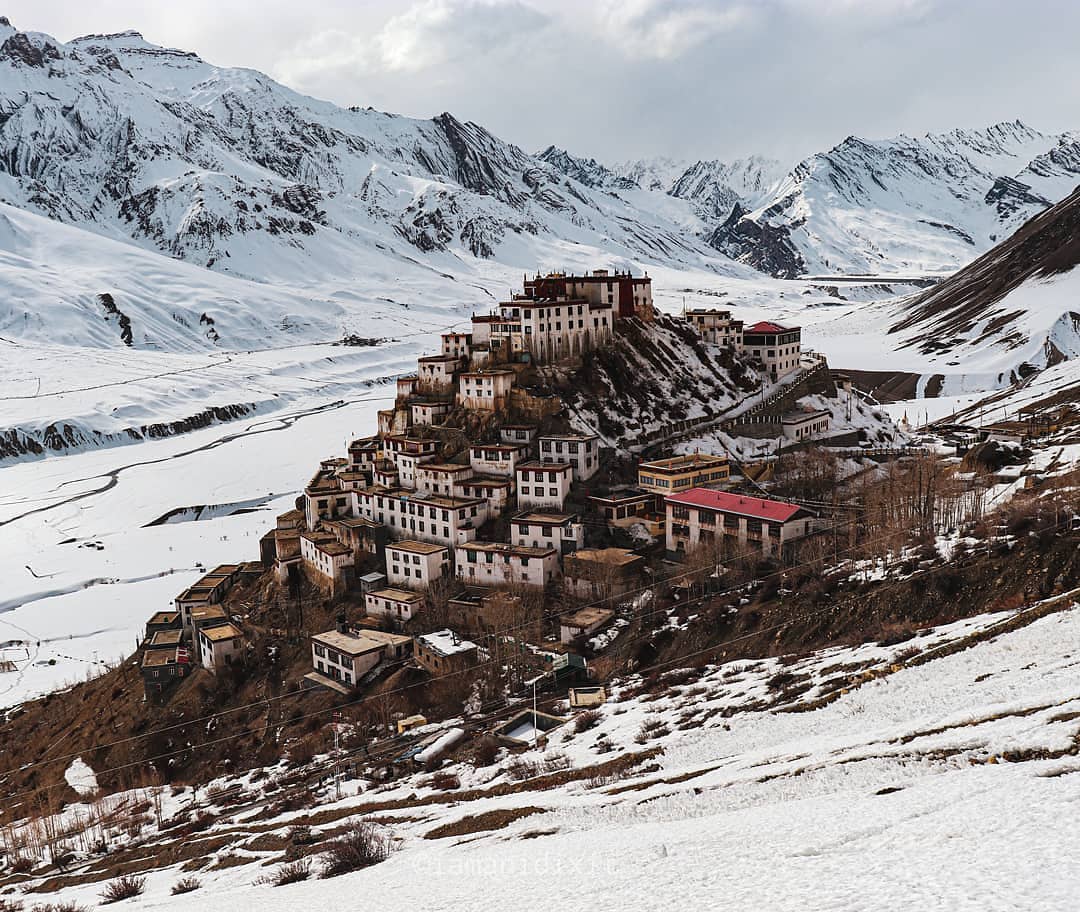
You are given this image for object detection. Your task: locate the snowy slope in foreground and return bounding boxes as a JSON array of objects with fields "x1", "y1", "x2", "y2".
[{"x1": 23, "y1": 600, "x2": 1080, "y2": 911}]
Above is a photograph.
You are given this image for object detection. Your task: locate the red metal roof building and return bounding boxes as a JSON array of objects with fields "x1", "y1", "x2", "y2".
[
  {"x1": 742, "y1": 321, "x2": 802, "y2": 382},
  {"x1": 744, "y1": 320, "x2": 797, "y2": 335},
  {"x1": 664, "y1": 487, "x2": 816, "y2": 560}
]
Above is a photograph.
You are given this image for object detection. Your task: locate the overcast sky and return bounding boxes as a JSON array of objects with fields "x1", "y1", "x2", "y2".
[{"x1": 10, "y1": 0, "x2": 1080, "y2": 165}]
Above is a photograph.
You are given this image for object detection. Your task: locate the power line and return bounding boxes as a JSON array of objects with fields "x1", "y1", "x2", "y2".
[
  {"x1": 6, "y1": 515, "x2": 1070, "y2": 811},
  {"x1": 5, "y1": 508, "x2": 1016, "y2": 798}
]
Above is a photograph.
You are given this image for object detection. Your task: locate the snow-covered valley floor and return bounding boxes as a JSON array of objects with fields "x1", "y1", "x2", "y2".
[
  {"x1": 15, "y1": 598, "x2": 1080, "y2": 911},
  {"x1": 0, "y1": 353, "x2": 399, "y2": 707}
]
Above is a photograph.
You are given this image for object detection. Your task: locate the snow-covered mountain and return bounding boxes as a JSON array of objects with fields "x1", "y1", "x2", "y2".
[
  {"x1": 0, "y1": 20, "x2": 741, "y2": 313},
  {"x1": 889, "y1": 184, "x2": 1080, "y2": 379},
  {"x1": 539, "y1": 148, "x2": 784, "y2": 226},
  {"x1": 714, "y1": 121, "x2": 1080, "y2": 278},
  {"x1": 544, "y1": 123, "x2": 1080, "y2": 280}
]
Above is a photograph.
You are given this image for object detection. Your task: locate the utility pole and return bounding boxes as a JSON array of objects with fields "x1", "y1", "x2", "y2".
[{"x1": 532, "y1": 678, "x2": 539, "y2": 748}]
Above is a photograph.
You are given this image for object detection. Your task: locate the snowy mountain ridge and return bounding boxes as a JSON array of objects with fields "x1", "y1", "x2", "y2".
[
  {"x1": 0, "y1": 20, "x2": 738, "y2": 298},
  {"x1": 543, "y1": 122, "x2": 1080, "y2": 279}
]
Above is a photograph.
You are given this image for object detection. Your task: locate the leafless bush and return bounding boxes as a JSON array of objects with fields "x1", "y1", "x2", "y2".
[
  {"x1": 9, "y1": 856, "x2": 34, "y2": 874},
  {"x1": 31, "y1": 902, "x2": 89, "y2": 912},
  {"x1": 288, "y1": 825, "x2": 317, "y2": 846},
  {"x1": 319, "y1": 823, "x2": 392, "y2": 878},
  {"x1": 574, "y1": 709, "x2": 602, "y2": 733},
  {"x1": 506, "y1": 758, "x2": 544, "y2": 781},
  {"x1": 635, "y1": 718, "x2": 671, "y2": 743},
  {"x1": 188, "y1": 811, "x2": 215, "y2": 833},
  {"x1": 256, "y1": 859, "x2": 312, "y2": 887},
  {"x1": 287, "y1": 736, "x2": 317, "y2": 767},
  {"x1": 473, "y1": 735, "x2": 499, "y2": 766},
  {"x1": 100, "y1": 874, "x2": 146, "y2": 904},
  {"x1": 170, "y1": 877, "x2": 202, "y2": 895},
  {"x1": 767, "y1": 671, "x2": 799, "y2": 693},
  {"x1": 0, "y1": 899, "x2": 24, "y2": 912},
  {"x1": 428, "y1": 771, "x2": 461, "y2": 791}
]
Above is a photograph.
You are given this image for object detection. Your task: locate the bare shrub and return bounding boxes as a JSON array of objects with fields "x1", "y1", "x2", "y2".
[
  {"x1": 0, "y1": 899, "x2": 24, "y2": 912},
  {"x1": 170, "y1": 877, "x2": 202, "y2": 895},
  {"x1": 100, "y1": 874, "x2": 146, "y2": 904},
  {"x1": 320, "y1": 823, "x2": 392, "y2": 878},
  {"x1": 473, "y1": 735, "x2": 499, "y2": 766},
  {"x1": 574, "y1": 709, "x2": 602, "y2": 733},
  {"x1": 287, "y1": 736, "x2": 317, "y2": 767},
  {"x1": 31, "y1": 903, "x2": 89, "y2": 912},
  {"x1": 256, "y1": 859, "x2": 312, "y2": 887},
  {"x1": 428, "y1": 771, "x2": 461, "y2": 791},
  {"x1": 506, "y1": 758, "x2": 542, "y2": 781},
  {"x1": 288, "y1": 825, "x2": 317, "y2": 846},
  {"x1": 635, "y1": 717, "x2": 671, "y2": 743},
  {"x1": 767, "y1": 671, "x2": 799, "y2": 693}
]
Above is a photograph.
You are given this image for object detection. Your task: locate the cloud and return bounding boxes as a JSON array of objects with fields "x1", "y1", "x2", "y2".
[
  {"x1": 376, "y1": 0, "x2": 548, "y2": 72},
  {"x1": 5, "y1": 0, "x2": 1078, "y2": 164},
  {"x1": 592, "y1": 0, "x2": 755, "y2": 59},
  {"x1": 276, "y1": 0, "x2": 548, "y2": 89}
]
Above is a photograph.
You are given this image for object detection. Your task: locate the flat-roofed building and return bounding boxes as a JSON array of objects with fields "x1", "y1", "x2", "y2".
[
  {"x1": 188, "y1": 605, "x2": 228, "y2": 661},
  {"x1": 781, "y1": 409, "x2": 831, "y2": 442},
  {"x1": 415, "y1": 628, "x2": 479, "y2": 675},
  {"x1": 365, "y1": 587, "x2": 426, "y2": 628},
  {"x1": 145, "y1": 629, "x2": 184, "y2": 651},
  {"x1": 300, "y1": 530, "x2": 355, "y2": 594},
  {"x1": 411, "y1": 400, "x2": 450, "y2": 427},
  {"x1": 457, "y1": 369, "x2": 515, "y2": 411},
  {"x1": 416, "y1": 354, "x2": 461, "y2": 396},
  {"x1": 523, "y1": 269, "x2": 653, "y2": 322},
  {"x1": 386, "y1": 540, "x2": 450, "y2": 590},
  {"x1": 500, "y1": 424, "x2": 538, "y2": 448},
  {"x1": 538, "y1": 433, "x2": 600, "y2": 482},
  {"x1": 684, "y1": 308, "x2": 744, "y2": 348},
  {"x1": 515, "y1": 461, "x2": 572, "y2": 510},
  {"x1": 441, "y1": 331, "x2": 473, "y2": 359},
  {"x1": 637, "y1": 453, "x2": 730, "y2": 495},
  {"x1": 415, "y1": 462, "x2": 475, "y2": 497},
  {"x1": 469, "y1": 442, "x2": 529, "y2": 478},
  {"x1": 323, "y1": 516, "x2": 387, "y2": 558},
  {"x1": 447, "y1": 587, "x2": 523, "y2": 635},
  {"x1": 396, "y1": 375, "x2": 418, "y2": 400},
  {"x1": 199, "y1": 623, "x2": 243, "y2": 675},
  {"x1": 348, "y1": 436, "x2": 381, "y2": 471},
  {"x1": 141, "y1": 647, "x2": 191, "y2": 702},
  {"x1": 304, "y1": 467, "x2": 349, "y2": 530},
  {"x1": 310, "y1": 626, "x2": 412, "y2": 688},
  {"x1": 382, "y1": 436, "x2": 440, "y2": 489},
  {"x1": 511, "y1": 511, "x2": 584, "y2": 554},
  {"x1": 665, "y1": 488, "x2": 816, "y2": 559},
  {"x1": 563, "y1": 548, "x2": 645, "y2": 601},
  {"x1": 559, "y1": 607, "x2": 616, "y2": 645},
  {"x1": 455, "y1": 541, "x2": 560, "y2": 588},
  {"x1": 356, "y1": 490, "x2": 488, "y2": 549},
  {"x1": 588, "y1": 489, "x2": 660, "y2": 530},
  {"x1": 455, "y1": 476, "x2": 513, "y2": 512},
  {"x1": 145, "y1": 611, "x2": 182, "y2": 639}
]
